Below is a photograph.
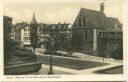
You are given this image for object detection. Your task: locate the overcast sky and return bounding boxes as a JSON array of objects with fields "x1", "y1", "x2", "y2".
[{"x1": 3, "y1": 0, "x2": 123, "y2": 25}]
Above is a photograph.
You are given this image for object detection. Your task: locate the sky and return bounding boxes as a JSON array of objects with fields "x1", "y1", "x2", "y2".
[{"x1": 3, "y1": 0, "x2": 124, "y2": 25}]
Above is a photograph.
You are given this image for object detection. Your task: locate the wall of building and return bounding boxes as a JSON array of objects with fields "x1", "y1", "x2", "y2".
[
  {"x1": 13, "y1": 26, "x2": 31, "y2": 47},
  {"x1": 72, "y1": 29, "x2": 94, "y2": 52},
  {"x1": 21, "y1": 26, "x2": 31, "y2": 47},
  {"x1": 97, "y1": 31, "x2": 123, "y2": 58}
]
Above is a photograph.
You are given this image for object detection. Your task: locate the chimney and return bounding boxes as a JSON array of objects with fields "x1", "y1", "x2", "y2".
[{"x1": 100, "y1": 2, "x2": 104, "y2": 13}]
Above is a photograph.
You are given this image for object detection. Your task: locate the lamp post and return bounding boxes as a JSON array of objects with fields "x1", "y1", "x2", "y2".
[
  {"x1": 48, "y1": 52, "x2": 54, "y2": 74},
  {"x1": 48, "y1": 38, "x2": 54, "y2": 75}
]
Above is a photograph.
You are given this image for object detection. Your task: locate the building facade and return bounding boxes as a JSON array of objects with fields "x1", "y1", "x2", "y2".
[
  {"x1": 13, "y1": 22, "x2": 31, "y2": 47},
  {"x1": 37, "y1": 22, "x2": 72, "y2": 51},
  {"x1": 71, "y1": 2, "x2": 123, "y2": 58},
  {"x1": 98, "y1": 29, "x2": 123, "y2": 58}
]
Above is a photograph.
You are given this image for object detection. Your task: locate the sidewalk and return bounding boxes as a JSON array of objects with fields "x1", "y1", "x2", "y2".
[
  {"x1": 38, "y1": 63, "x2": 122, "y2": 74},
  {"x1": 72, "y1": 52, "x2": 123, "y2": 64},
  {"x1": 36, "y1": 48, "x2": 122, "y2": 64},
  {"x1": 35, "y1": 48, "x2": 123, "y2": 74},
  {"x1": 39, "y1": 64, "x2": 75, "y2": 75}
]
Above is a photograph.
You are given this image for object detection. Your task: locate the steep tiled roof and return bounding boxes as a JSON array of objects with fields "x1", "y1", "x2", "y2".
[
  {"x1": 13, "y1": 22, "x2": 30, "y2": 30},
  {"x1": 99, "y1": 27, "x2": 122, "y2": 32},
  {"x1": 72, "y1": 8, "x2": 113, "y2": 29},
  {"x1": 107, "y1": 17, "x2": 123, "y2": 28}
]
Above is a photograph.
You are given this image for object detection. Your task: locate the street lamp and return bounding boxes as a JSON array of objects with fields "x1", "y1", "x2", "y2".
[
  {"x1": 48, "y1": 51, "x2": 54, "y2": 74},
  {"x1": 48, "y1": 38, "x2": 54, "y2": 75}
]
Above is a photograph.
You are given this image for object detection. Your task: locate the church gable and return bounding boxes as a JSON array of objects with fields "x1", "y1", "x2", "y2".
[{"x1": 72, "y1": 8, "x2": 113, "y2": 29}]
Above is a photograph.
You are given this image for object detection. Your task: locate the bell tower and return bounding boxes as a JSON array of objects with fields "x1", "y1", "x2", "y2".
[{"x1": 31, "y1": 13, "x2": 37, "y2": 24}]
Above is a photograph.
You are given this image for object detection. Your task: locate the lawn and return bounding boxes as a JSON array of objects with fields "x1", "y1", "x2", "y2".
[
  {"x1": 37, "y1": 55, "x2": 109, "y2": 70},
  {"x1": 5, "y1": 50, "x2": 37, "y2": 66},
  {"x1": 93, "y1": 65, "x2": 123, "y2": 74}
]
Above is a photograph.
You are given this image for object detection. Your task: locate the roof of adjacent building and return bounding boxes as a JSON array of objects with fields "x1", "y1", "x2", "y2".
[
  {"x1": 72, "y1": 8, "x2": 114, "y2": 29},
  {"x1": 13, "y1": 22, "x2": 30, "y2": 30},
  {"x1": 99, "y1": 28, "x2": 122, "y2": 32},
  {"x1": 107, "y1": 17, "x2": 123, "y2": 28},
  {"x1": 99, "y1": 17, "x2": 123, "y2": 32}
]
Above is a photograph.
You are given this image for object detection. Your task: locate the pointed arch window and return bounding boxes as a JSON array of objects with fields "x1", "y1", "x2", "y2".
[
  {"x1": 74, "y1": 30, "x2": 77, "y2": 35},
  {"x1": 79, "y1": 19, "x2": 81, "y2": 27},
  {"x1": 83, "y1": 18, "x2": 86, "y2": 27}
]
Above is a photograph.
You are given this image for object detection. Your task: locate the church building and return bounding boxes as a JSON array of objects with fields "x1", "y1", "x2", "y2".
[{"x1": 71, "y1": 2, "x2": 123, "y2": 58}]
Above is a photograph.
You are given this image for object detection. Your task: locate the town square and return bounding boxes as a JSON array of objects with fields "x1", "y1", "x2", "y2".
[{"x1": 3, "y1": 0, "x2": 123, "y2": 75}]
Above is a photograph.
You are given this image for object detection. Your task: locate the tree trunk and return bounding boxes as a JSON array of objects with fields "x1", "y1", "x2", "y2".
[{"x1": 33, "y1": 47, "x2": 35, "y2": 54}]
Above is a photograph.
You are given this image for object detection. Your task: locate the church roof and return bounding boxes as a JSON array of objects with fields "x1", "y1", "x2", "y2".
[{"x1": 72, "y1": 8, "x2": 113, "y2": 29}]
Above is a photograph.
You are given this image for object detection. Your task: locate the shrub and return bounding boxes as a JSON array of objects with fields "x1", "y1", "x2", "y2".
[
  {"x1": 14, "y1": 50, "x2": 37, "y2": 60},
  {"x1": 111, "y1": 48, "x2": 123, "y2": 60},
  {"x1": 17, "y1": 48, "x2": 33, "y2": 53}
]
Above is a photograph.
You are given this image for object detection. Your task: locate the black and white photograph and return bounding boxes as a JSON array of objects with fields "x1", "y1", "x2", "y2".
[
  {"x1": 3, "y1": 0, "x2": 123, "y2": 75},
  {"x1": 2, "y1": 81, "x2": 126, "y2": 82}
]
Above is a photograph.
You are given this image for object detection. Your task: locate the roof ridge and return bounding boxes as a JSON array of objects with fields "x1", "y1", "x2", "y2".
[{"x1": 81, "y1": 7, "x2": 101, "y2": 13}]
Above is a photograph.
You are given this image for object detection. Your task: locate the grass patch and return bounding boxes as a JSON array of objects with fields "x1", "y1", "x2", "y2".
[
  {"x1": 37, "y1": 55, "x2": 109, "y2": 70},
  {"x1": 93, "y1": 65, "x2": 123, "y2": 74},
  {"x1": 5, "y1": 50, "x2": 37, "y2": 66}
]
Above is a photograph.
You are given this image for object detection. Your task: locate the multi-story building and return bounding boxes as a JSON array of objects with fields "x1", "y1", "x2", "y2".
[
  {"x1": 13, "y1": 22, "x2": 31, "y2": 47},
  {"x1": 37, "y1": 22, "x2": 72, "y2": 50},
  {"x1": 21, "y1": 25, "x2": 31, "y2": 47}
]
